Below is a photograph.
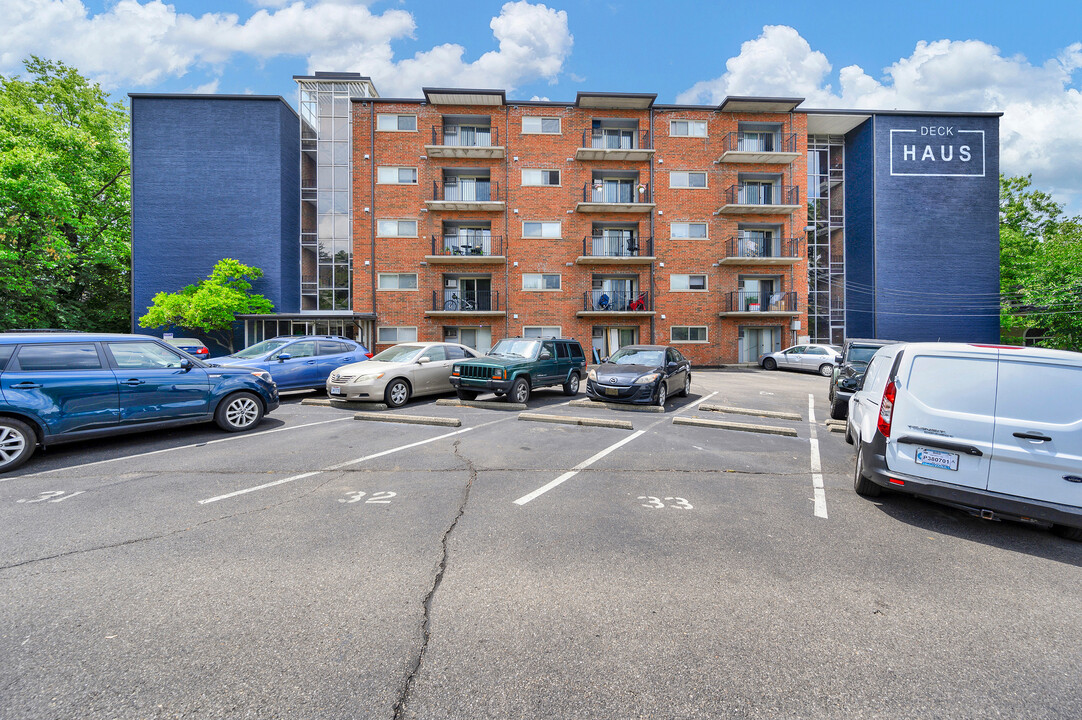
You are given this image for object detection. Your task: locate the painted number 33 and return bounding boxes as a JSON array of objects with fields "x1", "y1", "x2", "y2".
[{"x1": 638, "y1": 496, "x2": 693, "y2": 510}]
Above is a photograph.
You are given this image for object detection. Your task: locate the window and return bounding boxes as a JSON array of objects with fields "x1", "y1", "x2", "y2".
[
  {"x1": 0, "y1": 346, "x2": 13, "y2": 371},
  {"x1": 670, "y1": 222, "x2": 708, "y2": 239},
  {"x1": 277, "y1": 341, "x2": 316, "y2": 359},
  {"x1": 377, "y1": 219, "x2": 418, "y2": 237},
  {"x1": 670, "y1": 274, "x2": 707, "y2": 291},
  {"x1": 106, "y1": 342, "x2": 185, "y2": 369},
  {"x1": 317, "y1": 341, "x2": 351, "y2": 355},
  {"x1": 522, "y1": 116, "x2": 561, "y2": 134},
  {"x1": 522, "y1": 274, "x2": 561, "y2": 291},
  {"x1": 523, "y1": 221, "x2": 561, "y2": 238},
  {"x1": 671, "y1": 326, "x2": 708, "y2": 343},
  {"x1": 377, "y1": 167, "x2": 418, "y2": 184},
  {"x1": 523, "y1": 326, "x2": 561, "y2": 338},
  {"x1": 522, "y1": 169, "x2": 560, "y2": 186},
  {"x1": 670, "y1": 120, "x2": 707, "y2": 137},
  {"x1": 376, "y1": 114, "x2": 416, "y2": 131},
  {"x1": 670, "y1": 171, "x2": 707, "y2": 188},
  {"x1": 445, "y1": 345, "x2": 470, "y2": 360},
  {"x1": 420, "y1": 346, "x2": 447, "y2": 362},
  {"x1": 15, "y1": 343, "x2": 101, "y2": 371},
  {"x1": 377, "y1": 327, "x2": 418, "y2": 343},
  {"x1": 378, "y1": 273, "x2": 418, "y2": 290}
]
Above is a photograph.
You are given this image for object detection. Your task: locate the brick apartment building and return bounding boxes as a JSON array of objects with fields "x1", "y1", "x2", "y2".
[{"x1": 130, "y1": 72, "x2": 1001, "y2": 364}]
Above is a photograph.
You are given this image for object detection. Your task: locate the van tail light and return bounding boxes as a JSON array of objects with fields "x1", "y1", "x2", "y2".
[{"x1": 877, "y1": 380, "x2": 897, "y2": 438}]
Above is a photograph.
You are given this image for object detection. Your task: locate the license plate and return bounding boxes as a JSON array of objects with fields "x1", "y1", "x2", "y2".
[
  {"x1": 604, "y1": 387, "x2": 619, "y2": 397},
  {"x1": 329, "y1": 386, "x2": 342, "y2": 396},
  {"x1": 915, "y1": 447, "x2": 958, "y2": 471}
]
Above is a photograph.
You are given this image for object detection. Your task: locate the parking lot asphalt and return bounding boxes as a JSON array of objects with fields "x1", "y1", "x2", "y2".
[{"x1": 1, "y1": 369, "x2": 1080, "y2": 719}]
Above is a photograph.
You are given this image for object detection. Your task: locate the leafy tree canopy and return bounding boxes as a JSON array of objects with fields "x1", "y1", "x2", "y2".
[
  {"x1": 138, "y1": 258, "x2": 273, "y2": 352},
  {"x1": 0, "y1": 57, "x2": 131, "y2": 331}
]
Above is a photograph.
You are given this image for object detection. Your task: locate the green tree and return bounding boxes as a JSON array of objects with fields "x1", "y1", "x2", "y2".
[
  {"x1": 138, "y1": 258, "x2": 273, "y2": 352},
  {"x1": 0, "y1": 57, "x2": 131, "y2": 331},
  {"x1": 1000, "y1": 174, "x2": 1082, "y2": 350}
]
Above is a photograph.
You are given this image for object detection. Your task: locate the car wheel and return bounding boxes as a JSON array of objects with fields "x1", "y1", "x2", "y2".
[
  {"x1": 0, "y1": 418, "x2": 36, "y2": 473},
  {"x1": 215, "y1": 392, "x2": 264, "y2": 432},
  {"x1": 456, "y1": 389, "x2": 480, "y2": 401},
  {"x1": 845, "y1": 421, "x2": 854, "y2": 445},
  {"x1": 680, "y1": 372, "x2": 691, "y2": 397},
  {"x1": 763, "y1": 358, "x2": 777, "y2": 371},
  {"x1": 562, "y1": 372, "x2": 580, "y2": 396},
  {"x1": 655, "y1": 382, "x2": 667, "y2": 407},
  {"x1": 853, "y1": 443, "x2": 881, "y2": 497},
  {"x1": 509, "y1": 377, "x2": 530, "y2": 404},
  {"x1": 384, "y1": 378, "x2": 411, "y2": 408},
  {"x1": 1051, "y1": 524, "x2": 1082, "y2": 541},
  {"x1": 819, "y1": 363, "x2": 834, "y2": 377},
  {"x1": 830, "y1": 398, "x2": 847, "y2": 420}
]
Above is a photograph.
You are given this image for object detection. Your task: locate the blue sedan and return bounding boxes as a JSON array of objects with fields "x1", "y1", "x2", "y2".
[{"x1": 212, "y1": 336, "x2": 370, "y2": 390}]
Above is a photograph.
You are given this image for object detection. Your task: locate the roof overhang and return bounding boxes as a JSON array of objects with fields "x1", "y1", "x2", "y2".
[
  {"x1": 423, "y1": 88, "x2": 506, "y2": 106},
  {"x1": 806, "y1": 113, "x2": 872, "y2": 135},
  {"x1": 718, "y1": 97, "x2": 804, "y2": 113},
  {"x1": 576, "y1": 92, "x2": 656, "y2": 110}
]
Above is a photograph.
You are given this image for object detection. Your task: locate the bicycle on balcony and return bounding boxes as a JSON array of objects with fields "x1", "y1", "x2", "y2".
[{"x1": 443, "y1": 293, "x2": 476, "y2": 312}]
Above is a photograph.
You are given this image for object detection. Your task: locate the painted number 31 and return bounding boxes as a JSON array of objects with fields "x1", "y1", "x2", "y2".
[
  {"x1": 638, "y1": 496, "x2": 693, "y2": 510},
  {"x1": 338, "y1": 491, "x2": 396, "y2": 504}
]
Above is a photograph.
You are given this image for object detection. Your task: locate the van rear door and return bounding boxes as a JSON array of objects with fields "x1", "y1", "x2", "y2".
[
  {"x1": 987, "y1": 353, "x2": 1082, "y2": 508},
  {"x1": 887, "y1": 347, "x2": 998, "y2": 491}
]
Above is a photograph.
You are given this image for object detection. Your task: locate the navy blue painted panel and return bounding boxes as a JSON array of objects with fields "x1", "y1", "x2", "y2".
[
  {"x1": 871, "y1": 114, "x2": 1000, "y2": 342},
  {"x1": 844, "y1": 118, "x2": 875, "y2": 338}
]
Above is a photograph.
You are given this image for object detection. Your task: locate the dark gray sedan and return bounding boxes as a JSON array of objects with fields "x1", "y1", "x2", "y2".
[{"x1": 585, "y1": 344, "x2": 691, "y2": 406}]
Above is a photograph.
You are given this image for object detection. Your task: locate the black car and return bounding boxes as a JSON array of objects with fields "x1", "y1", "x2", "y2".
[
  {"x1": 828, "y1": 338, "x2": 900, "y2": 419},
  {"x1": 586, "y1": 345, "x2": 691, "y2": 406}
]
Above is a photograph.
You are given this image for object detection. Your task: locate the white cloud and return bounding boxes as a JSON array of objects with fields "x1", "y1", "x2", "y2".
[
  {"x1": 0, "y1": 0, "x2": 572, "y2": 97},
  {"x1": 678, "y1": 26, "x2": 1082, "y2": 215}
]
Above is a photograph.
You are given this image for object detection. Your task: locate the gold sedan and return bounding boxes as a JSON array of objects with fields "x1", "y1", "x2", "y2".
[{"x1": 326, "y1": 342, "x2": 480, "y2": 407}]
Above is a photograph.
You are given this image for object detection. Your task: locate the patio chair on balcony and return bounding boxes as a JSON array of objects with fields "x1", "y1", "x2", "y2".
[{"x1": 625, "y1": 236, "x2": 640, "y2": 256}]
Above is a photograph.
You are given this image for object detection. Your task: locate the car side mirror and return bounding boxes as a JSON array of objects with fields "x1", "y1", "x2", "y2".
[
  {"x1": 417, "y1": 356, "x2": 431, "y2": 364},
  {"x1": 601, "y1": 356, "x2": 609, "y2": 363},
  {"x1": 667, "y1": 361, "x2": 678, "y2": 369},
  {"x1": 180, "y1": 358, "x2": 193, "y2": 370},
  {"x1": 539, "y1": 351, "x2": 552, "y2": 360},
  {"x1": 277, "y1": 353, "x2": 291, "y2": 362}
]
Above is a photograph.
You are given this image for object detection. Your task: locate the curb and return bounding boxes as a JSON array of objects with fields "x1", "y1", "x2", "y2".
[
  {"x1": 568, "y1": 399, "x2": 664, "y2": 413},
  {"x1": 828, "y1": 425, "x2": 847, "y2": 433},
  {"x1": 301, "y1": 398, "x2": 389, "y2": 411},
  {"x1": 353, "y1": 413, "x2": 460, "y2": 427},
  {"x1": 435, "y1": 398, "x2": 527, "y2": 411},
  {"x1": 672, "y1": 416, "x2": 798, "y2": 437},
  {"x1": 698, "y1": 403, "x2": 802, "y2": 421},
  {"x1": 518, "y1": 412, "x2": 634, "y2": 430}
]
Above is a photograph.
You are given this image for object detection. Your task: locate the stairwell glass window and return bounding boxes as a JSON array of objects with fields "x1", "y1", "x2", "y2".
[
  {"x1": 671, "y1": 326, "x2": 708, "y2": 343},
  {"x1": 522, "y1": 117, "x2": 561, "y2": 134},
  {"x1": 670, "y1": 171, "x2": 707, "y2": 189},
  {"x1": 522, "y1": 273, "x2": 561, "y2": 291},
  {"x1": 378, "y1": 327, "x2": 418, "y2": 343},
  {"x1": 522, "y1": 169, "x2": 560, "y2": 187},
  {"x1": 377, "y1": 167, "x2": 418, "y2": 184},
  {"x1": 670, "y1": 274, "x2": 707, "y2": 291},
  {"x1": 523, "y1": 222, "x2": 561, "y2": 238},
  {"x1": 378, "y1": 273, "x2": 418, "y2": 290},
  {"x1": 376, "y1": 114, "x2": 416, "y2": 131},
  {"x1": 670, "y1": 120, "x2": 707, "y2": 137},
  {"x1": 377, "y1": 220, "x2": 417, "y2": 237},
  {"x1": 670, "y1": 222, "x2": 708, "y2": 239}
]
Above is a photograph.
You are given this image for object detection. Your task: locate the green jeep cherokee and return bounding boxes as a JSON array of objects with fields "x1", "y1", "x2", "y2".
[{"x1": 450, "y1": 337, "x2": 587, "y2": 404}]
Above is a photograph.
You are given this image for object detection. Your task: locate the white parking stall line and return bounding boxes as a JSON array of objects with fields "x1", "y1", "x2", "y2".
[
  {"x1": 808, "y1": 393, "x2": 828, "y2": 519},
  {"x1": 514, "y1": 431, "x2": 647, "y2": 506},
  {"x1": 198, "y1": 472, "x2": 323, "y2": 505}
]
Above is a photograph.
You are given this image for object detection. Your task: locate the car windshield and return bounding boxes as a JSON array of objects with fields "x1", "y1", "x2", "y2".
[
  {"x1": 371, "y1": 345, "x2": 424, "y2": 363},
  {"x1": 230, "y1": 339, "x2": 290, "y2": 359},
  {"x1": 847, "y1": 346, "x2": 881, "y2": 364},
  {"x1": 608, "y1": 348, "x2": 663, "y2": 366},
  {"x1": 489, "y1": 339, "x2": 539, "y2": 358}
]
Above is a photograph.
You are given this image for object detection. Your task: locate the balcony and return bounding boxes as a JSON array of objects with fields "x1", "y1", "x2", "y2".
[
  {"x1": 426, "y1": 290, "x2": 505, "y2": 317},
  {"x1": 719, "y1": 291, "x2": 799, "y2": 317},
  {"x1": 716, "y1": 185, "x2": 801, "y2": 215},
  {"x1": 576, "y1": 182, "x2": 655, "y2": 213},
  {"x1": 716, "y1": 132, "x2": 800, "y2": 164},
  {"x1": 719, "y1": 236, "x2": 802, "y2": 266},
  {"x1": 425, "y1": 180, "x2": 505, "y2": 212},
  {"x1": 424, "y1": 126, "x2": 504, "y2": 159},
  {"x1": 426, "y1": 235, "x2": 506, "y2": 264},
  {"x1": 576, "y1": 236, "x2": 654, "y2": 265},
  {"x1": 577, "y1": 290, "x2": 654, "y2": 317},
  {"x1": 576, "y1": 129, "x2": 654, "y2": 162}
]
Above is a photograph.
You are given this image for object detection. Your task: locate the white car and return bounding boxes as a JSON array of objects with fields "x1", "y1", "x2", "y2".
[
  {"x1": 848, "y1": 342, "x2": 1082, "y2": 541},
  {"x1": 326, "y1": 342, "x2": 479, "y2": 407},
  {"x1": 758, "y1": 343, "x2": 841, "y2": 376}
]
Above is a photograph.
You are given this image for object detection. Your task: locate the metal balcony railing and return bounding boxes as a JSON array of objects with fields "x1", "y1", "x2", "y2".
[
  {"x1": 582, "y1": 129, "x2": 651, "y2": 150},
  {"x1": 582, "y1": 182, "x2": 651, "y2": 204},
  {"x1": 722, "y1": 132, "x2": 798, "y2": 153},
  {"x1": 433, "y1": 290, "x2": 499, "y2": 312},
  {"x1": 724, "y1": 236, "x2": 800, "y2": 259},
  {"x1": 723, "y1": 291, "x2": 797, "y2": 313},
  {"x1": 431, "y1": 125, "x2": 498, "y2": 147},
  {"x1": 433, "y1": 180, "x2": 500, "y2": 202},
  {"x1": 724, "y1": 184, "x2": 800, "y2": 206},
  {"x1": 432, "y1": 235, "x2": 503, "y2": 256},
  {"x1": 582, "y1": 235, "x2": 653, "y2": 258},
  {"x1": 584, "y1": 289, "x2": 651, "y2": 312}
]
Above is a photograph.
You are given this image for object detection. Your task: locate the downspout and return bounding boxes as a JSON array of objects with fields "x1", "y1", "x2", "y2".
[
  {"x1": 369, "y1": 102, "x2": 378, "y2": 338},
  {"x1": 648, "y1": 106, "x2": 655, "y2": 344},
  {"x1": 503, "y1": 103, "x2": 510, "y2": 339}
]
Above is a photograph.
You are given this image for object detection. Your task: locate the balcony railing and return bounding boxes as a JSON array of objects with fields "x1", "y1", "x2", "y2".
[
  {"x1": 583, "y1": 289, "x2": 651, "y2": 312},
  {"x1": 582, "y1": 129, "x2": 651, "y2": 150},
  {"x1": 433, "y1": 290, "x2": 500, "y2": 312},
  {"x1": 431, "y1": 126, "x2": 498, "y2": 147},
  {"x1": 582, "y1": 235, "x2": 653, "y2": 258},
  {"x1": 722, "y1": 132, "x2": 798, "y2": 153},
  {"x1": 724, "y1": 236, "x2": 800, "y2": 260},
  {"x1": 582, "y1": 182, "x2": 651, "y2": 204},
  {"x1": 723, "y1": 291, "x2": 797, "y2": 313},
  {"x1": 724, "y1": 185, "x2": 800, "y2": 206},
  {"x1": 433, "y1": 180, "x2": 500, "y2": 202},
  {"x1": 432, "y1": 235, "x2": 504, "y2": 256}
]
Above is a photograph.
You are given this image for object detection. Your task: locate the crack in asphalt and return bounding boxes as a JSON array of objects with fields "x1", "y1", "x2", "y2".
[{"x1": 392, "y1": 440, "x2": 476, "y2": 720}]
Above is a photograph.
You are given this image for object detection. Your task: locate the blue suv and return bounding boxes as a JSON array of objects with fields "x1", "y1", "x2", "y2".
[
  {"x1": 212, "y1": 336, "x2": 370, "y2": 390},
  {"x1": 0, "y1": 332, "x2": 280, "y2": 473}
]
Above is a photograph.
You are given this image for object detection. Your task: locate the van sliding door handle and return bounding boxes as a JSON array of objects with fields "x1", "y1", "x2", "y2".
[{"x1": 1013, "y1": 431, "x2": 1051, "y2": 442}]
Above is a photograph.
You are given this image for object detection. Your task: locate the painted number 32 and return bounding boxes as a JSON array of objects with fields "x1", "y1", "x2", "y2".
[
  {"x1": 338, "y1": 491, "x2": 396, "y2": 504},
  {"x1": 638, "y1": 496, "x2": 693, "y2": 510}
]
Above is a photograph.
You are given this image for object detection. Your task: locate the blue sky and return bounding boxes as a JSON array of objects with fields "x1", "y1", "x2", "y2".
[{"x1": 4, "y1": 0, "x2": 1082, "y2": 212}]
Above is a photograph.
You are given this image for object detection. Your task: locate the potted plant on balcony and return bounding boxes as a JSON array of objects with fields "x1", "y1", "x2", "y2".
[{"x1": 746, "y1": 295, "x2": 760, "y2": 312}]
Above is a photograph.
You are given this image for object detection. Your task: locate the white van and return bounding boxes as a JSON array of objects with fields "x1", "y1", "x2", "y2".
[{"x1": 847, "y1": 343, "x2": 1082, "y2": 540}]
